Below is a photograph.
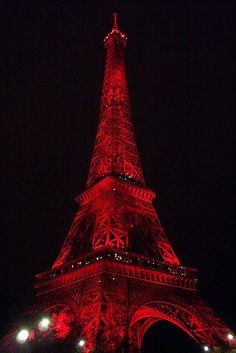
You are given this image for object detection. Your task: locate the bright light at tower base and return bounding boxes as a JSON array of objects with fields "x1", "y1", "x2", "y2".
[
  {"x1": 38, "y1": 317, "x2": 50, "y2": 330},
  {"x1": 16, "y1": 329, "x2": 29, "y2": 343},
  {"x1": 203, "y1": 346, "x2": 209, "y2": 352},
  {"x1": 227, "y1": 333, "x2": 234, "y2": 340},
  {"x1": 78, "y1": 339, "x2": 85, "y2": 347}
]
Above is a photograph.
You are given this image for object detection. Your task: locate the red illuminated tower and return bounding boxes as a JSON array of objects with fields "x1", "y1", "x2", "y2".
[{"x1": 1, "y1": 13, "x2": 235, "y2": 353}]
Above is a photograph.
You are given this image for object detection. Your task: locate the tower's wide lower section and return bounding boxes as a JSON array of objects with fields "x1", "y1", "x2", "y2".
[{"x1": 30, "y1": 252, "x2": 235, "y2": 353}]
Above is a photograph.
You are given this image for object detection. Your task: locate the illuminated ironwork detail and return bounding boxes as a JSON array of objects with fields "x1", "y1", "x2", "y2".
[
  {"x1": 87, "y1": 12, "x2": 144, "y2": 189},
  {"x1": 53, "y1": 176, "x2": 180, "y2": 267}
]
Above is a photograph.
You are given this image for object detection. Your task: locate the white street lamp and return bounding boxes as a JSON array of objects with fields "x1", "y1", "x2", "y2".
[
  {"x1": 78, "y1": 339, "x2": 85, "y2": 347},
  {"x1": 38, "y1": 317, "x2": 50, "y2": 331},
  {"x1": 16, "y1": 329, "x2": 29, "y2": 343}
]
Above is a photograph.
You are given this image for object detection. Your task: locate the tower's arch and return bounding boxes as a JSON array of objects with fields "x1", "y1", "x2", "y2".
[
  {"x1": 129, "y1": 301, "x2": 224, "y2": 350},
  {"x1": 140, "y1": 319, "x2": 200, "y2": 353}
]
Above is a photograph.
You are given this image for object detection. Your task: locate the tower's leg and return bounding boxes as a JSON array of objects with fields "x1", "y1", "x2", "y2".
[{"x1": 78, "y1": 275, "x2": 129, "y2": 353}]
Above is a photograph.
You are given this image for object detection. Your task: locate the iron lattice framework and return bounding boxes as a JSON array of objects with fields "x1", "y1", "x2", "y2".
[
  {"x1": 86, "y1": 12, "x2": 145, "y2": 189},
  {"x1": 52, "y1": 12, "x2": 179, "y2": 269},
  {"x1": 1, "y1": 13, "x2": 235, "y2": 353}
]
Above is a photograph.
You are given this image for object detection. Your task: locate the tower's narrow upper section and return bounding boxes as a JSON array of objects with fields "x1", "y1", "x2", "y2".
[{"x1": 86, "y1": 13, "x2": 145, "y2": 189}]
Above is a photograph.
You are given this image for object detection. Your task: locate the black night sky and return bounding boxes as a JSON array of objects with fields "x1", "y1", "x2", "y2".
[{"x1": 2, "y1": 1, "x2": 235, "y2": 352}]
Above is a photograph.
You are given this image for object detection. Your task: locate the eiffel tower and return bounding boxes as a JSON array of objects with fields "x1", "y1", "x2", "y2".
[{"x1": 1, "y1": 13, "x2": 235, "y2": 353}]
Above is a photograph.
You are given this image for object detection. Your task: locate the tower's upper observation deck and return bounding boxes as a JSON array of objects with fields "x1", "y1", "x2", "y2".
[{"x1": 104, "y1": 12, "x2": 127, "y2": 48}]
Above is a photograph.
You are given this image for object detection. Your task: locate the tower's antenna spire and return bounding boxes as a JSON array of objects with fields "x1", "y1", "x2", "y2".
[{"x1": 112, "y1": 12, "x2": 119, "y2": 30}]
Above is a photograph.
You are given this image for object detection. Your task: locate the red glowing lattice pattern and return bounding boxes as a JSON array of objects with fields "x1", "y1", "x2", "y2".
[{"x1": 86, "y1": 15, "x2": 145, "y2": 189}]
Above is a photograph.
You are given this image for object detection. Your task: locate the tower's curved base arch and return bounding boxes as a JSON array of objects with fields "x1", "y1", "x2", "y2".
[
  {"x1": 140, "y1": 319, "x2": 201, "y2": 353},
  {"x1": 129, "y1": 300, "x2": 234, "y2": 353}
]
